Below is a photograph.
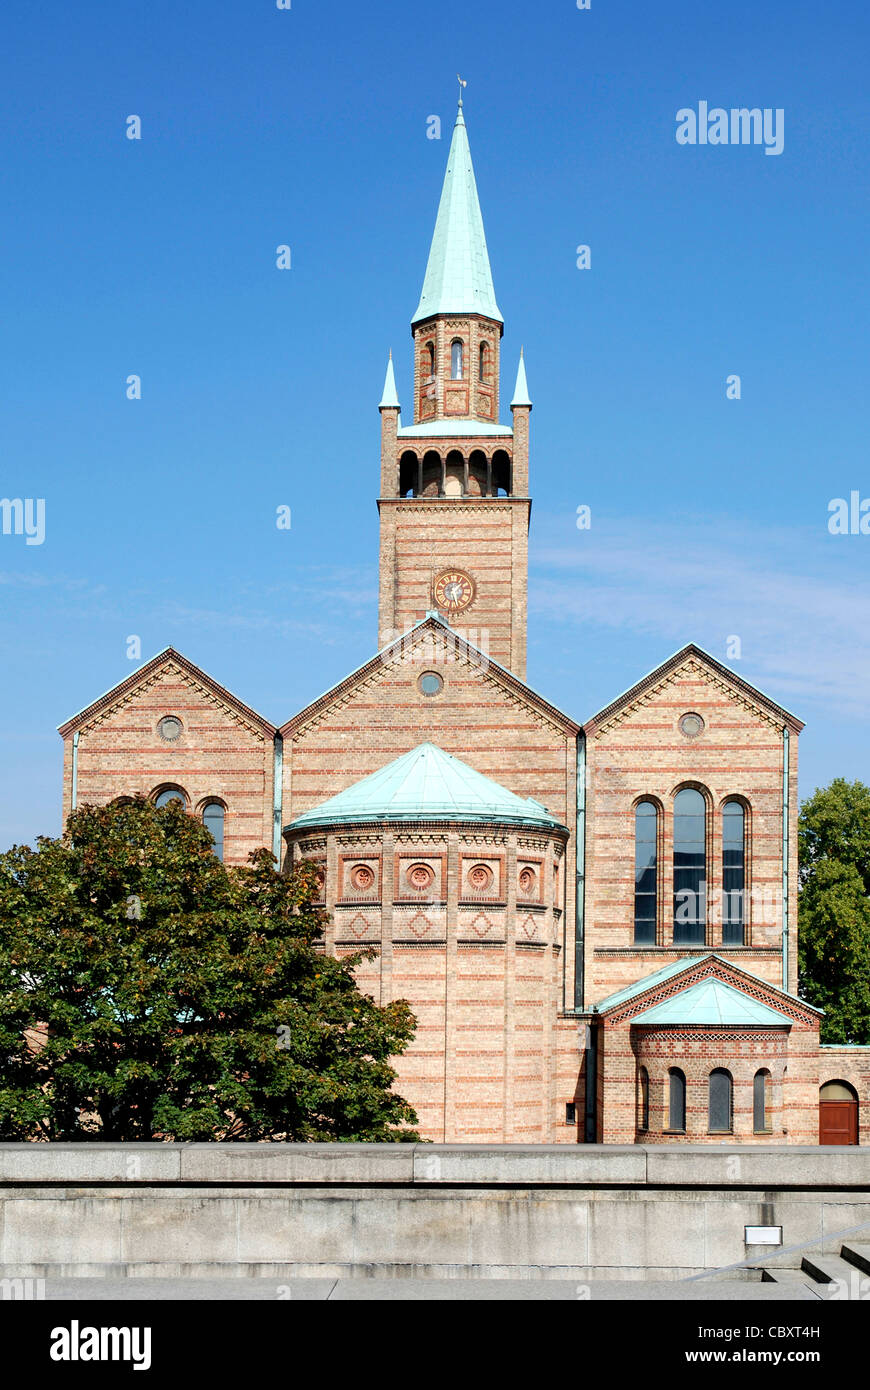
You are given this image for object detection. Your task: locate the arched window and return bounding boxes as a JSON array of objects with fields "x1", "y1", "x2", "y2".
[
  {"x1": 451, "y1": 339, "x2": 464, "y2": 380},
  {"x1": 709, "y1": 1069, "x2": 733, "y2": 1133},
  {"x1": 155, "y1": 787, "x2": 186, "y2": 808},
  {"x1": 638, "y1": 1066, "x2": 650, "y2": 1131},
  {"x1": 722, "y1": 800, "x2": 745, "y2": 945},
  {"x1": 202, "y1": 802, "x2": 225, "y2": 861},
  {"x1": 426, "y1": 341, "x2": 435, "y2": 378},
  {"x1": 674, "y1": 787, "x2": 706, "y2": 945},
  {"x1": 753, "y1": 1069, "x2": 770, "y2": 1133},
  {"x1": 634, "y1": 801, "x2": 658, "y2": 943},
  {"x1": 479, "y1": 341, "x2": 489, "y2": 382},
  {"x1": 668, "y1": 1068, "x2": 686, "y2": 1132}
]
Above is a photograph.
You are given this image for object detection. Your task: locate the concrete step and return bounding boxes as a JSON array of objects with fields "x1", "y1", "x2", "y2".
[
  {"x1": 760, "y1": 1268, "x2": 813, "y2": 1284},
  {"x1": 840, "y1": 1243, "x2": 870, "y2": 1275},
  {"x1": 801, "y1": 1252, "x2": 859, "y2": 1284}
]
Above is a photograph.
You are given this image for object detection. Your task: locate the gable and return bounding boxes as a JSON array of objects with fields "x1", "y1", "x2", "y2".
[
  {"x1": 584, "y1": 645, "x2": 803, "y2": 741},
  {"x1": 280, "y1": 618, "x2": 579, "y2": 828},
  {"x1": 596, "y1": 954, "x2": 821, "y2": 1030},
  {"x1": 58, "y1": 648, "x2": 275, "y2": 743},
  {"x1": 281, "y1": 617, "x2": 579, "y2": 741}
]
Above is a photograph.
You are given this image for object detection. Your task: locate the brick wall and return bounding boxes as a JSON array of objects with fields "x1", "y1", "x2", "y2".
[
  {"x1": 59, "y1": 655, "x2": 275, "y2": 866},
  {"x1": 288, "y1": 819, "x2": 570, "y2": 1143},
  {"x1": 583, "y1": 654, "x2": 800, "y2": 1006}
]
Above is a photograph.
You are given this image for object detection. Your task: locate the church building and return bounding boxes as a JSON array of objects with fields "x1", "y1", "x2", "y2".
[{"x1": 58, "y1": 100, "x2": 867, "y2": 1147}]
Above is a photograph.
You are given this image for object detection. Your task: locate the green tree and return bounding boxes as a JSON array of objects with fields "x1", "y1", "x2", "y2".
[
  {"x1": 798, "y1": 778, "x2": 870, "y2": 1044},
  {"x1": 0, "y1": 798, "x2": 418, "y2": 1141}
]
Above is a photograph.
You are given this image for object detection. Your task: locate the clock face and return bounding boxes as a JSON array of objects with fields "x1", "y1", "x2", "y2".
[{"x1": 433, "y1": 568, "x2": 476, "y2": 613}]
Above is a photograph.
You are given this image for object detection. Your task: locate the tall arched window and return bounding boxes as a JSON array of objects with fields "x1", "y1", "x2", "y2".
[
  {"x1": 479, "y1": 341, "x2": 489, "y2": 382},
  {"x1": 638, "y1": 1067, "x2": 650, "y2": 1131},
  {"x1": 155, "y1": 787, "x2": 186, "y2": 808},
  {"x1": 668, "y1": 1068, "x2": 686, "y2": 1132},
  {"x1": 634, "y1": 801, "x2": 658, "y2": 944},
  {"x1": 753, "y1": 1069, "x2": 770, "y2": 1133},
  {"x1": 709, "y1": 1069, "x2": 733, "y2": 1132},
  {"x1": 674, "y1": 787, "x2": 706, "y2": 945},
  {"x1": 202, "y1": 802, "x2": 225, "y2": 861},
  {"x1": 426, "y1": 341, "x2": 435, "y2": 378},
  {"x1": 722, "y1": 800, "x2": 746, "y2": 945},
  {"x1": 451, "y1": 339, "x2": 464, "y2": 380}
]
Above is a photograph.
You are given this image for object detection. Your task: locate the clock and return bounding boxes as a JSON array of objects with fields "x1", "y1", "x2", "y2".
[{"x1": 432, "y1": 568, "x2": 476, "y2": 614}]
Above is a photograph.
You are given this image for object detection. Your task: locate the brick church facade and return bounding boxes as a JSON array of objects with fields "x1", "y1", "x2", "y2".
[{"x1": 58, "y1": 101, "x2": 867, "y2": 1147}]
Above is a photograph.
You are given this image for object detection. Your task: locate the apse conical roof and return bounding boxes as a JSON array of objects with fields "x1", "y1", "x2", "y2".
[{"x1": 286, "y1": 742, "x2": 562, "y2": 832}]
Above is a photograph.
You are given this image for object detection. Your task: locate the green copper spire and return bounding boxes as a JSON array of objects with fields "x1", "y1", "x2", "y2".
[
  {"x1": 379, "y1": 350, "x2": 400, "y2": 409},
  {"x1": 412, "y1": 99, "x2": 503, "y2": 327}
]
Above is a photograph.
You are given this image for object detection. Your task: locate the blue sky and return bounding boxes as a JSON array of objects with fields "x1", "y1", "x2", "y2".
[{"x1": 1, "y1": 0, "x2": 868, "y2": 849}]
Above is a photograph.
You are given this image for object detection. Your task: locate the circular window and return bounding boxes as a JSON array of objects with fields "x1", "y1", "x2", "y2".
[
  {"x1": 418, "y1": 671, "x2": 443, "y2": 697},
  {"x1": 350, "y1": 864, "x2": 375, "y2": 892},
  {"x1": 406, "y1": 862, "x2": 435, "y2": 892},
  {"x1": 157, "y1": 716, "x2": 183, "y2": 742},
  {"x1": 518, "y1": 867, "x2": 537, "y2": 896},
  {"x1": 468, "y1": 863, "x2": 493, "y2": 892},
  {"x1": 678, "y1": 712, "x2": 705, "y2": 739}
]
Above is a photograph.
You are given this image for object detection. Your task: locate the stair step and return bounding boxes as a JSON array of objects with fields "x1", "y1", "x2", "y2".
[
  {"x1": 761, "y1": 1268, "x2": 812, "y2": 1283},
  {"x1": 801, "y1": 1252, "x2": 859, "y2": 1284},
  {"x1": 841, "y1": 1243, "x2": 870, "y2": 1275}
]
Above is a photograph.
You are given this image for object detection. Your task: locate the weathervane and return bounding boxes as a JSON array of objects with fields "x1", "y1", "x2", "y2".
[{"x1": 457, "y1": 73, "x2": 467, "y2": 104}]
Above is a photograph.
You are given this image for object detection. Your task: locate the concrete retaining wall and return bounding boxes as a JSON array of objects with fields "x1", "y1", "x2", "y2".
[{"x1": 1, "y1": 1144, "x2": 868, "y2": 1282}]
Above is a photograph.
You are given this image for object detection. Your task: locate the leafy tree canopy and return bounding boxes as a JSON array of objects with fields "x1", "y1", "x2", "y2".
[
  {"x1": 0, "y1": 798, "x2": 418, "y2": 1141},
  {"x1": 798, "y1": 778, "x2": 870, "y2": 1044}
]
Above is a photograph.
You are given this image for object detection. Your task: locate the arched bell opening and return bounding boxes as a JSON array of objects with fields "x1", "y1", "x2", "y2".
[
  {"x1": 491, "y1": 449, "x2": 512, "y2": 496},
  {"x1": 399, "y1": 451, "x2": 420, "y2": 498},
  {"x1": 420, "y1": 450, "x2": 442, "y2": 497},
  {"x1": 467, "y1": 449, "x2": 488, "y2": 497},
  {"x1": 444, "y1": 449, "x2": 465, "y2": 498}
]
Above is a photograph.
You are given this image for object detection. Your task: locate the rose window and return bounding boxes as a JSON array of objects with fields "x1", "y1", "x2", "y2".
[
  {"x1": 407, "y1": 863, "x2": 435, "y2": 892},
  {"x1": 518, "y1": 867, "x2": 537, "y2": 896},
  {"x1": 350, "y1": 864, "x2": 375, "y2": 892},
  {"x1": 468, "y1": 864, "x2": 494, "y2": 892}
]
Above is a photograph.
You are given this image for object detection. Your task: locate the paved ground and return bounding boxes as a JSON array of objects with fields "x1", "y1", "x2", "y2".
[{"x1": 19, "y1": 1275, "x2": 829, "y2": 1301}]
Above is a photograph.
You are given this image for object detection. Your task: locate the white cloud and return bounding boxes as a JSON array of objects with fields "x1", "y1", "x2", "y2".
[{"x1": 530, "y1": 512, "x2": 870, "y2": 719}]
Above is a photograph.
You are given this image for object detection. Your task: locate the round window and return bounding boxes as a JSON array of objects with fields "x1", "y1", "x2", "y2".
[
  {"x1": 407, "y1": 863, "x2": 435, "y2": 892},
  {"x1": 678, "y1": 713, "x2": 705, "y2": 739},
  {"x1": 350, "y1": 864, "x2": 375, "y2": 892},
  {"x1": 468, "y1": 864, "x2": 494, "y2": 892},
  {"x1": 518, "y1": 867, "x2": 537, "y2": 896},
  {"x1": 158, "y1": 716, "x2": 182, "y2": 742},
  {"x1": 418, "y1": 671, "x2": 443, "y2": 697}
]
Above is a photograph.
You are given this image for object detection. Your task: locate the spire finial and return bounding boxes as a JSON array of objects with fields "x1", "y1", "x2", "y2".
[
  {"x1": 457, "y1": 73, "x2": 467, "y2": 108},
  {"x1": 511, "y1": 349, "x2": 532, "y2": 409},
  {"x1": 379, "y1": 352, "x2": 400, "y2": 410}
]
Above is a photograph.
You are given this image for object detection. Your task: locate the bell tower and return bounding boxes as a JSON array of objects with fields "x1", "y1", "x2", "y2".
[{"x1": 377, "y1": 98, "x2": 532, "y2": 679}]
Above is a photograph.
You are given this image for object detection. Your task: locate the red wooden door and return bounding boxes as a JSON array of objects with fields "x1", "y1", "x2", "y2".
[{"x1": 819, "y1": 1099, "x2": 858, "y2": 1145}]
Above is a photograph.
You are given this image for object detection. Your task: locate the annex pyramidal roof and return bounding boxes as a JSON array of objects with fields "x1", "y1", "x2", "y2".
[
  {"x1": 592, "y1": 954, "x2": 822, "y2": 1023},
  {"x1": 632, "y1": 977, "x2": 793, "y2": 1027},
  {"x1": 411, "y1": 98, "x2": 503, "y2": 327},
  {"x1": 286, "y1": 742, "x2": 565, "y2": 833}
]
